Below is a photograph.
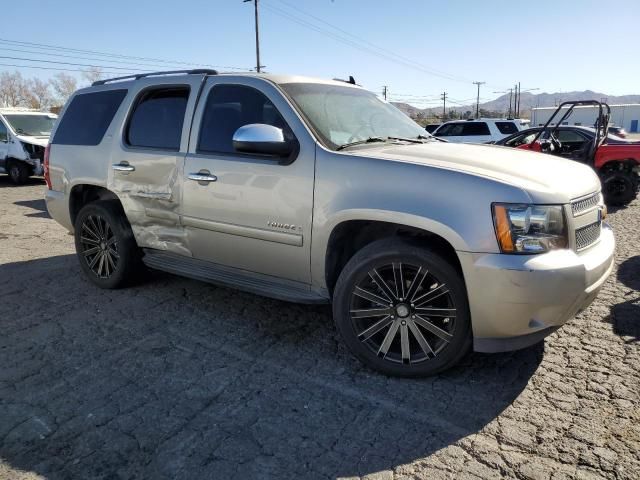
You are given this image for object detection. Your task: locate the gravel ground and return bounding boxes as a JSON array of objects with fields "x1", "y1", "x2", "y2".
[{"x1": 0, "y1": 176, "x2": 638, "y2": 480}]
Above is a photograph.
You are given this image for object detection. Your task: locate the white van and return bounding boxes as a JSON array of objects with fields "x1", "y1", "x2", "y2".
[
  {"x1": 433, "y1": 118, "x2": 525, "y2": 144},
  {"x1": 0, "y1": 108, "x2": 58, "y2": 184}
]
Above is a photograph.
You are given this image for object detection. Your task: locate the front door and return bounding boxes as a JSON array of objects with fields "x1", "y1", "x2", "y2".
[{"x1": 181, "y1": 77, "x2": 315, "y2": 283}]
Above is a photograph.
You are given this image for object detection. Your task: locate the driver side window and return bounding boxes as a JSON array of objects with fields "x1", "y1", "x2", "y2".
[
  {"x1": 0, "y1": 121, "x2": 7, "y2": 142},
  {"x1": 197, "y1": 84, "x2": 293, "y2": 155}
]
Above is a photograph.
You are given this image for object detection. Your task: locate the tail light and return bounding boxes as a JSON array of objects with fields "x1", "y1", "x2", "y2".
[{"x1": 44, "y1": 143, "x2": 51, "y2": 190}]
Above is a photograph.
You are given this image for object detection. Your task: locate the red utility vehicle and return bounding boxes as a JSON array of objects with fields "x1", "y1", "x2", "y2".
[{"x1": 518, "y1": 101, "x2": 639, "y2": 205}]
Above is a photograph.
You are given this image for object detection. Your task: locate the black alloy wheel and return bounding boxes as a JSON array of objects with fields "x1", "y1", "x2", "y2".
[
  {"x1": 74, "y1": 201, "x2": 143, "y2": 289},
  {"x1": 79, "y1": 214, "x2": 119, "y2": 279},
  {"x1": 333, "y1": 239, "x2": 471, "y2": 377},
  {"x1": 350, "y1": 262, "x2": 456, "y2": 365}
]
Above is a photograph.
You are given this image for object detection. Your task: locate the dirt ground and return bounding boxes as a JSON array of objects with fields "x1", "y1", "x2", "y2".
[{"x1": 0, "y1": 177, "x2": 638, "y2": 479}]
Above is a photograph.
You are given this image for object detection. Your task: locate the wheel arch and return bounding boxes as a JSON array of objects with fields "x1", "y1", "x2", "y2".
[
  {"x1": 598, "y1": 158, "x2": 639, "y2": 173},
  {"x1": 322, "y1": 213, "x2": 467, "y2": 297},
  {"x1": 69, "y1": 183, "x2": 123, "y2": 228}
]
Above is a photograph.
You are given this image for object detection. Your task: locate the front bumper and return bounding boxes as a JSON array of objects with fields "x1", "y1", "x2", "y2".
[{"x1": 459, "y1": 223, "x2": 615, "y2": 352}]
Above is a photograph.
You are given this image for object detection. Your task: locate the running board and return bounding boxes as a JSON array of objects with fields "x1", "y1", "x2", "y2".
[{"x1": 142, "y1": 250, "x2": 329, "y2": 304}]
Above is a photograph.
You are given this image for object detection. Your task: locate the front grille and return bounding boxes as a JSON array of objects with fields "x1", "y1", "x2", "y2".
[
  {"x1": 575, "y1": 220, "x2": 601, "y2": 250},
  {"x1": 571, "y1": 193, "x2": 600, "y2": 216}
]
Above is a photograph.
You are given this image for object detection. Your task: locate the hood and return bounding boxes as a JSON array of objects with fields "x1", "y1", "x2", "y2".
[
  {"x1": 351, "y1": 141, "x2": 600, "y2": 203},
  {"x1": 15, "y1": 135, "x2": 49, "y2": 147}
]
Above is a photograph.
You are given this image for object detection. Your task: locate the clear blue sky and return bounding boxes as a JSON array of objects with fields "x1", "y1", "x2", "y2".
[{"x1": 3, "y1": 0, "x2": 639, "y2": 107}]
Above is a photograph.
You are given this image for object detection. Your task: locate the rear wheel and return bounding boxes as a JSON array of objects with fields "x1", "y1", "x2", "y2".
[
  {"x1": 8, "y1": 161, "x2": 30, "y2": 185},
  {"x1": 333, "y1": 239, "x2": 471, "y2": 377},
  {"x1": 601, "y1": 170, "x2": 638, "y2": 206},
  {"x1": 74, "y1": 201, "x2": 143, "y2": 289}
]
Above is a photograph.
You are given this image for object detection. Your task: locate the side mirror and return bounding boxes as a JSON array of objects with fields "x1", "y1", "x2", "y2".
[{"x1": 233, "y1": 124, "x2": 292, "y2": 157}]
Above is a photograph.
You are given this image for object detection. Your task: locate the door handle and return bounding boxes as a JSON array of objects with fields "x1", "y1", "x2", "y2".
[
  {"x1": 188, "y1": 171, "x2": 217, "y2": 183},
  {"x1": 112, "y1": 163, "x2": 135, "y2": 172}
]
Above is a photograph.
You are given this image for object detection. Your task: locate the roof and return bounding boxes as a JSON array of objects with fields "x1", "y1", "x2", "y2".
[{"x1": 441, "y1": 118, "x2": 526, "y2": 124}]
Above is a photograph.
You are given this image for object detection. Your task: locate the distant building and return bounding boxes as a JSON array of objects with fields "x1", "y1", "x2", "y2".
[{"x1": 531, "y1": 104, "x2": 640, "y2": 132}]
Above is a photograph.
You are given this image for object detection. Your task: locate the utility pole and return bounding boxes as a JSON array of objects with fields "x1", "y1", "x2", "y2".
[
  {"x1": 244, "y1": 0, "x2": 262, "y2": 72},
  {"x1": 516, "y1": 81, "x2": 521, "y2": 118},
  {"x1": 441, "y1": 92, "x2": 447, "y2": 120},
  {"x1": 382, "y1": 86, "x2": 388, "y2": 101},
  {"x1": 508, "y1": 88, "x2": 513, "y2": 118},
  {"x1": 473, "y1": 81, "x2": 485, "y2": 119}
]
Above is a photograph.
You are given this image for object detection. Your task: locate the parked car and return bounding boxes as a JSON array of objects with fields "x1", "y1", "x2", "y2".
[
  {"x1": 45, "y1": 70, "x2": 615, "y2": 377},
  {"x1": 432, "y1": 118, "x2": 524, "y2": 143},
  {"x1": 608, "y1": 126, "x2": 627, "y2": 138},
  {"x1": 495, "y1": 126, "x2": 638, "y2": 148},
  {"x1": 0, "y1": 108, "x2": 57, "y2": 184},
  {"x1": 424, "y1": 123, "x2": 440, "y2": 134},
  {"x1": 496, "y1": 101, "x2": 640, "y2": 205}
]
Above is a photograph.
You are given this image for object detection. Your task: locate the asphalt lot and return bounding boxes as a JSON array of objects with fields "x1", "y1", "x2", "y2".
[{"x1": 0, "y1": 177, "x2": 638, "y2": 480}]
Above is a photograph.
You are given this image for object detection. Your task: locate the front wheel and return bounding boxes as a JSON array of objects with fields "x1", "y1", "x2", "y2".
[
  {"x1": 333, "y1": 239, "x2": 471, "y2": 377},
  {"x1": 601, "y1": 171, "x2": 638, "y2": 206},
  {"x1": 74, "y1": 201, "x2": 143, "y2": 289}
]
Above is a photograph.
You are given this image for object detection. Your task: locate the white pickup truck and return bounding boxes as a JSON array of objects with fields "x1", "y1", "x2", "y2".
[{"x1": 0, "y1": 108, "x2": 57, "y2": 184}]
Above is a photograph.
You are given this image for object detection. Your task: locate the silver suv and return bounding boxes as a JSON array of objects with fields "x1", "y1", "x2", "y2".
[{"x1": 45, "y1": 70, "x2": 615, "y2": 377}]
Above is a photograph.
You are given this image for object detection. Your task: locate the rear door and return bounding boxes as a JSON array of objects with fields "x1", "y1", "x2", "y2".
[
  {"x1": 435, "y1": 122, "x2": 492, "y2": 143},
  {"x1": 108, "y1": 76, "x2": 204, "y2": 253},
  {"x1": 181, "y1": 76, "x2": 315, "y2": 283}
]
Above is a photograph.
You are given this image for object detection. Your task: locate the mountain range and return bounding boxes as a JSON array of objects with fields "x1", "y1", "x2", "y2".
[{"x1": 392, "y1": 90, "x2": 640, "y2": 119}]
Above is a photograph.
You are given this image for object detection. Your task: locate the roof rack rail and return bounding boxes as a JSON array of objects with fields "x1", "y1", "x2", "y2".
[{"x1": 92, "y1": 68, "x2": 218, "y2": 86}]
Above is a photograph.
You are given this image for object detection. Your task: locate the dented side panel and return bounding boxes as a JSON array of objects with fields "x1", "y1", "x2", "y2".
[{"x1": 107, "y1": 76, "x2": 206, "y2": 257}]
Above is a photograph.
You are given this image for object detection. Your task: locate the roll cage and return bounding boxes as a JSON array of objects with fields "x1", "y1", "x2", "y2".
[{"x1": 532, "y1": 101, "x2": 611, "y2": 167}]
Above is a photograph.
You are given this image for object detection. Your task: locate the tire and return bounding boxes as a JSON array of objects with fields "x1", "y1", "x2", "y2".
[
  {"x1": 601, "y1": 170, "x2": 638, "y2": 206},
  {"x1": 8, "y1": 161, "x2": 30, "y2": 185},
  {"x1": 74, "y1": 200, "x2": 143, "y2": 289},
  {"x1": 333, "y1": 238, "x2": 471, "y2": 377}
]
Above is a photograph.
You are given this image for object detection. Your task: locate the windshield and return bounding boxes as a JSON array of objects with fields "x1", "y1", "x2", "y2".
[
  {"x1": 3, "y1": 114, "x2": 57, "y2": 137},
  {"x1": 279, "y1": 83, "x2": 427, "y2": 150}
]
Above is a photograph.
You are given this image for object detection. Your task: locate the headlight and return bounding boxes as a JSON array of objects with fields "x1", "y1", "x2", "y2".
[{"x1": 492, "y1": 203, "x2": 567, "y2": 254}]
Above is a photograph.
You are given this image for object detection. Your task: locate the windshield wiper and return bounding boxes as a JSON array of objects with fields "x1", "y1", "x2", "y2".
[
  {"x1": 387, "y1": 136, "x2": 426, "y2": 144},
  {"x1": 336, "y1": 136, "x2": 386, "y2": 151}
]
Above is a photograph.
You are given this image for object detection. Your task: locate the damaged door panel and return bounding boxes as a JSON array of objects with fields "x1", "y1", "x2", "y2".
[{"x1": 108, "y1": 77, "x2": 205, "y2": 256}]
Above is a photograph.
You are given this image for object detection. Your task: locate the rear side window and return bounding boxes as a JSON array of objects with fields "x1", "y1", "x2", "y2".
[
  {"x1": 495, "y1": 121, "x2": 518, "y2": 135},
  {"x1": 462, "y1": 122, "x2": 490, "y2": 135},
  {"x1": 53, "y1": 89, "x2": 127, "y2": 146},
  {"x1": 126, "y1": 87, "x2": 189, "y2": 151},
  {"x1": 436, "y1": 122, "x2": 490, "y2": 136}
]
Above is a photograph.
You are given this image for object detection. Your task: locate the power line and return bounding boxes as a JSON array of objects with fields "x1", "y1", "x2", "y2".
[
  {"x1": 0, "y1": 38, "x2": 251, "y2": 71},
  {"x1": 0, "y1": 55, "x2": 158, "y2": 72},
  {"x1": 0, "y1": 62, "x2": 139, "y2": 75},
  {"x1": 269, "y1": 0, "x2": 473, "y2": 84},
  {"x1": 261, "y1": 2, "x2": 482, "y2": 85},
  {"x1": 0, "y1": 46, "x2": 204, "y2": 70}
]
